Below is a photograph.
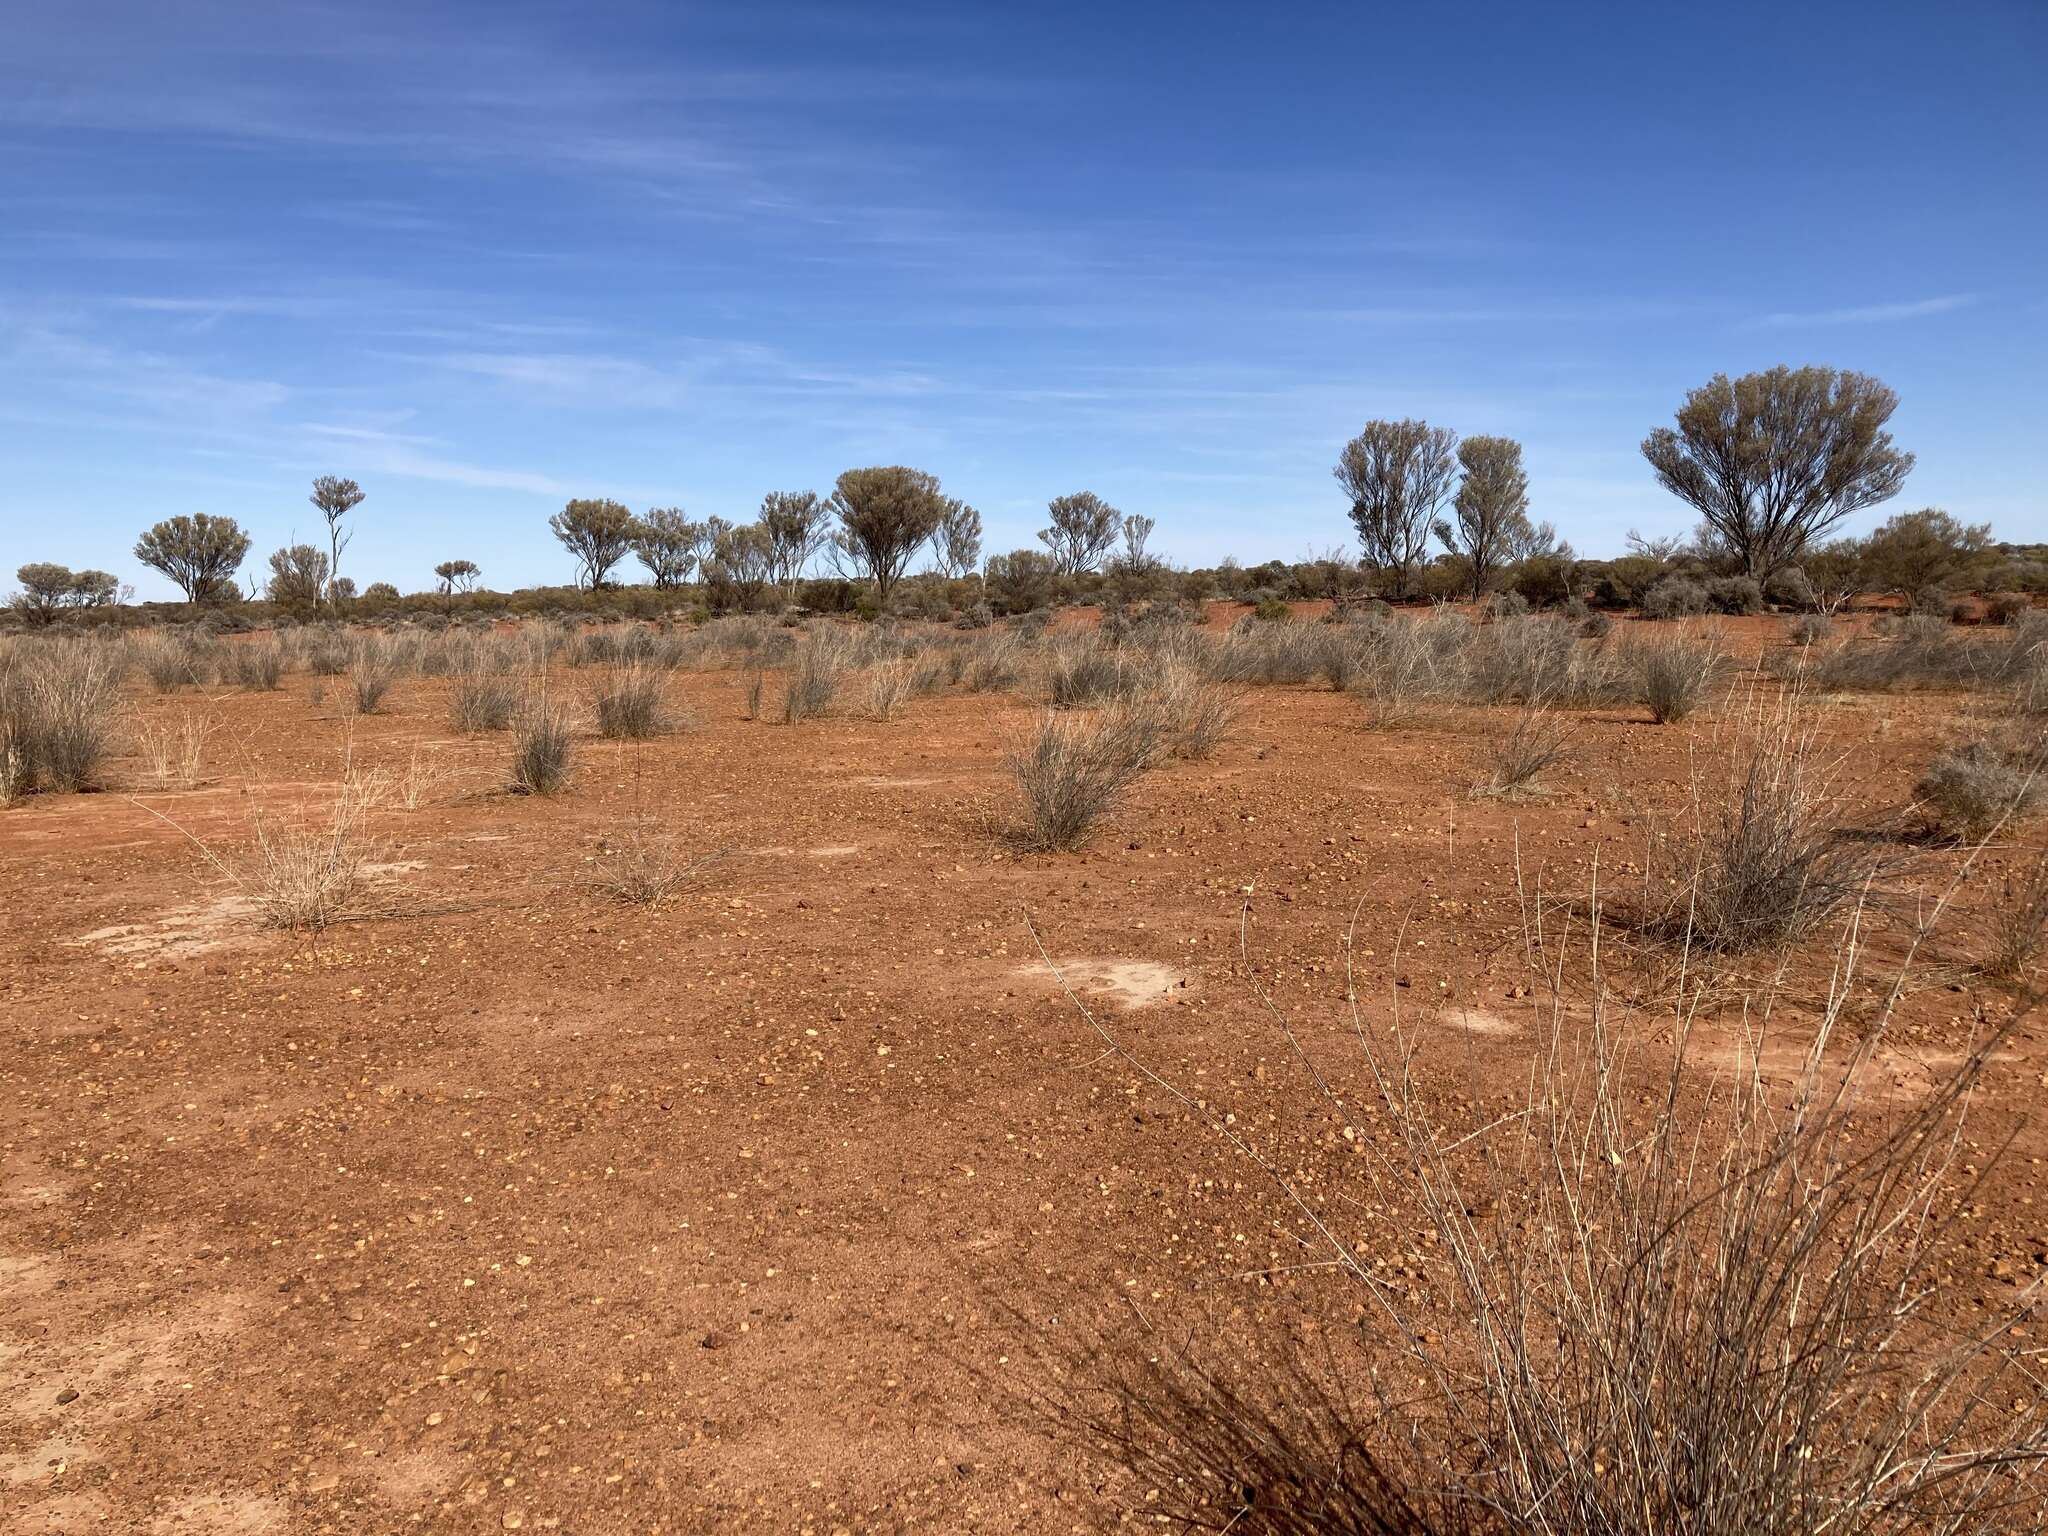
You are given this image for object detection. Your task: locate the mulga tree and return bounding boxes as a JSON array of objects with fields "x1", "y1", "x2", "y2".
[
  {"x1": 265, "y1": 543, "x2": 330, "y2": 610},
  {"x1": 134, "y1": 514, "x2": 252, "y2": 603},
  {"x1": 631, "y1": 508, "x2": 701, "y2": 590},
  {"x1": 1105, "y1": 513, "x2": 1165, "y2": 606},
  {"x1": 1435, "y1": 434, "x2": 1533, "y2": 600},
  {"x1": 434, "y1": 559, "x2": 481, "y2": 595},
  {"x1": 1039, "y1": 491, "x2": 1122, "y2": 576},
  {"x1": 759, "y1": 491, "x2": 830, "y2": 599},
  {"x1": 10, "y1": 563, "x2": 118, "y2": 625},
  {"x1": 935, "y1": 499, "x2": 983, "y2": 581},
  {"x1": 309, "y1": 475, "x2": 365, "y2": 607},
  {"x1": 829, "y1": 466, "x2": 948, "y2": 605},
  {"x1": 1640, "y1": 366, "x2": 1913, "y2": 581},
  {"x1": 1334, "y1": 419, "x2": 1458, "y2": 600},
  {"x1": 550, "y1": 498, "x2": 637, "y2": 589},
  {"x1": 704, "y1": 520, "x2": 775, "y2": 612}
]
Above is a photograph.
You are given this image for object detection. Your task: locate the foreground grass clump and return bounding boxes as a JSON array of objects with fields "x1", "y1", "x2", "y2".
[
  {"x1": 348, "y1": 635, "x2": 402, "y2": 714},
  {"x1": 449, "y1": 662, "x2": 519, "y2": 732},
  {"x1": 1473, "y1": 706, "x2": 1570, "y2": 798},
  {"x1": 781, "y1": 632, "x2": 849, "y2": 723},
  {"x1": 0, "y1": 643, "x2": 123, "y2": 798},
  {"x1": 1634, "y1": 691, "x2": 1877, "y2": 951},
  {"x1": 1915, "y1": 734, "x2": 2045, "y2": 841},
  {"x1": 1627, "y1": 628, "x2": 1724, "y2": 722},
  {"x1": 246, "y1": 770, "x2": 383, "y2": 931},
  {"x1": 588, "y1": 661, "x2": 674, "y2": 739},
  {"x1": 1048, "y1": 888, "x2": 2048, "y2": 1534},
  {"x1": 1006, "y1": 705, "x2": 1161, "y2": 850},
  {"x1": 510, "y1": 703, "x2": 574, "y2": 794}
]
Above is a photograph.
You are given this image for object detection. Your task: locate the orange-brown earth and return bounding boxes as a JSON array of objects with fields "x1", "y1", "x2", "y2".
[{"x1": 3, "y1": 609, "x2": 2043, "y2": 1533}]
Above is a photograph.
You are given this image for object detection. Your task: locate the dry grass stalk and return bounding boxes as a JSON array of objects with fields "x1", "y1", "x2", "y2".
[
  {"x1": 134, "y1": 708, "x2": 214, "y2": 790},
  {"x1": 1473, "y1": 706, "x2": 1570, "y2": 798},
  {"x1": 393, "y1": 743, "x2": 457, "y2": 810},
  {"x1": 1036, "y1": 865, "x2": 2048, "y2": 1533},
  {"x1": 1006, "y1": 704, "x2": 1162, "y2": 851},
  {"x1": 245, "y1": 768, "x2": 385, "y2": 932},
  {"x1": 509, "y1": 702, "x2": 574, "y2": 795},
  {"x1": 1983, "y1": 849, "x2": 2048, "y2": 981}
]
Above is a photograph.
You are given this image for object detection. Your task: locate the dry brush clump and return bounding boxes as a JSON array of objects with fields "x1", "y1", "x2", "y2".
[
  {"x1": 1046, "y1": 637, "x2": 1149, "y2": 707},
  {"x1": 347, "y1": 635, "x2": 402, "y2": 714},
  {"x1": 133, "y1": 707, "x2": 214, "y2": 790},
  {"x1": 1473, "y1": 706, "x2": 1571, "y2": 798},
  {"x1": 1627, "y1": 627, "x2": 1725, "y2": 723},
  {"x1": 781, "y1": 630, "x2": 850, "y2": 723},
  {"x1": 593, "y1": 815, "x2": 709, "y2": 905},
  {"x1": 1043, "y1": 889, "x2": 2048, "y2": 1534},
  {"x1": 242, "y1": 769, "x2": 385, "y2": 931},
  {"x1": 1348, "y1": 608, "x2": 1468, "y2": 727},
  {"x1": 228, "y1": 637, "x2": 287, "y2": 691},
  {"x1": 1464, "y1": 614, "x2": 1624, "y2": 707},
  {"x1": 1915, "y1": 732, "x2": 2046, "y2": 842},
  {"x1": 1006, "y1": 704, "x2": 1162, "y2": 851},
  {"x1": 509, "y1": 699, "x2": 574, "y2": 794},
  {"x1": 1983, "y1": 849, "x2": 2048, "y2": 981},
  {"x1": 0, "y1": 641, "x2": 124, "y2": 798},
  {"x1": 449, "y1": 656, "x2": 520, "y2": 732},
  {"x1": 587, "y1": 661, "x2": 677, "y2": 739},
  {"x1": 1132, "y1": 661, "x2": 1241, "y2": 762},
  {"x1": 1631, "y1": 689, "x2": 1881, "y2": 952}
]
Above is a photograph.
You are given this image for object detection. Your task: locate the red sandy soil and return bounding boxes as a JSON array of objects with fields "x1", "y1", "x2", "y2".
[{"x1": 3, "y1": 610, "x2": 2043, "y2": 1532}]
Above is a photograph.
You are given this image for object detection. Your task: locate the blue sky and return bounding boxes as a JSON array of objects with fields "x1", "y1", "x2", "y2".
[{"x1": 3, "y1": 0, "x2": 2043, "y2": 599}]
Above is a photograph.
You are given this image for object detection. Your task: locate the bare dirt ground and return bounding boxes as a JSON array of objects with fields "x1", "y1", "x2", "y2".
[{"x1": 4, "y1": 607, "x2": 2043, "y2": 1532}]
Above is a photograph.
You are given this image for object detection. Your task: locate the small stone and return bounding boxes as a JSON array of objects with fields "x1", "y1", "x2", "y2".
[
  {"x1": 55, "y1": 1388, "x2": 78, "y2": 1405},
  {"x1": 700, "y1": 1332, "x2": 723, "y2": 1350}
]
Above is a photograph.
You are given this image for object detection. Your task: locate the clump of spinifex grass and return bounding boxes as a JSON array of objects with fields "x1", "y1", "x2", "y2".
[
  {"x1": 1473, "y1": 706, "x2": 1570, "y2": 798},
  {"x1": 1629, "y1": 686, "x2": 1880, "y2": 952},
  {"x1": 0, "y1": 642, "x2": 123, "y2": 796},
  {"x1": 1038, "y1": 849, "x2": 2048, "y2": 1534},
  {"x1": 510, "y1": 702, "x2": 574, "y2": 795},
  {"x1": 587, "y1": 661, "x2": 675, "y2": 739},
  {"x1": 1914, "y1": 733, "x2": 2046, "y2": 842},
  {"x1": 1627, "y1": 627, "x2": 1724, "y2": 723},
  {"x1": 1006, "y1": 704, "x2": 1162, "y2": 851}
]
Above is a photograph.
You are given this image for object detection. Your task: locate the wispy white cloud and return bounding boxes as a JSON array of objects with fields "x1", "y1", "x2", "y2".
[
  {"x1": 301, "y1": 423, "x2": 579, "y2": 497},
  {"x1": 1744, "y1": 294, "x2": 1978, "y2": 328}
]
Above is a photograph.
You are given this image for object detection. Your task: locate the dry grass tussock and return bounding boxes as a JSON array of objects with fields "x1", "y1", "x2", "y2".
[
  {"x1": 509, "y1": 700, "x2": 574, "y2": 794},
  {"x1": 134, "y1": 748, "x2": 389, "y2": 933},
  {"x1": 1983, "y1": 849, "x2": 2048, "y2": 981},
  {"x1": 593, "y1": 814, "x2": 712, "y2": 905},
  {"x1": 0, "y1": 641, "x2": 124, "y2": 799},
  {"x1": 1627, "y1": 626, "x2": 1726, "y2": 723},
  {"x1": 1915, "y1": 732, "x2": 2047, "y2": 842},
  {"x1": 1628, "y1": 685, "x2": 1884, "y2": 952},
  {"x1": 1472, "y1": 706, "x2": 1570, "y2": 798},
  {"x1": 133, "y1": 707, "x2": 214, "y2": 790},
  {"x1": 1005, "y1": 704, "x2": 1163, "y2": 851},
  {"x1": 781, "y1": 630, "x2": 850, "y2": 723},
  {"x1": 1035, "y1": 867, "x2": 2048, "y2": 1534},
  {"x1": 587, "y1": 660, "x2": 676, "y2": 739}
]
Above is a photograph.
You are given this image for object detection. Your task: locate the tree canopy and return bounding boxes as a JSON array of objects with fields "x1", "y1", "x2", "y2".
[
  {"x1": 1039, "y1": 492, "x2": 1122, "y2": 576},
  {"x1": 829, "y1": 466, "x2": 948, "y2": 601},
  {"x1": 1335, "y1": 419, "x2": 1458, "y2": 598},
  {"x1": 550, "y1": 498, "x2": 638, "y2": 589},
  {"x1": 134, "y1": 514, "x2": 251, "y2": 603},
  {"x1": 1641, "y1": 366, "x2": 1913, "y2": 580}
]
